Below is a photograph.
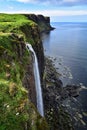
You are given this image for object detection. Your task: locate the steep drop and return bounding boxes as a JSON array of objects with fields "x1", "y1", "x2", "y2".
[{"x1": 26, "y1": 43, "x2": 44, "y2": 117}]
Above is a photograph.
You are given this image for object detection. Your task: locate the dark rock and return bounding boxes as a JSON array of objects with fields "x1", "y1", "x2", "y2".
[
  {"x1": 23, "y1": 14, "x2": 54, "y2": 32},
  {"x1": 43, "y1": 57, "x2": 74, "y2": 130},
  {"x1": 64, "y1": 85, "x2": 80, "y2": 98},
  {"x1": 23, "y1": 56, "x2": 37, "y2": 107}
]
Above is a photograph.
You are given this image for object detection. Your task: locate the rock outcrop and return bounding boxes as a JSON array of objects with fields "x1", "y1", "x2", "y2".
[
  {"x1": 43, "y1": 58, "x2": 74, "y2": 130},
  {"x1": 43, "y1": 57, "x2": 86, "y2": 130},
  {"x1": 24, "y1": 14, "x2": 54, "y2": 32}
]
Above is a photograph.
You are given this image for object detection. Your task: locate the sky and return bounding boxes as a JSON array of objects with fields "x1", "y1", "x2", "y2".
[{"x1": 0, "y1": 0, "x2": 87, "y2": 22}]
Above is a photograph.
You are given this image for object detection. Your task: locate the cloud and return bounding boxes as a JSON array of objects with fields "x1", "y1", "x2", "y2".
[
  {"x1": 3, "y1": 0, "x2": 87, "y2": 6},
  {"x1": 1, "y1": 9, "x2": 87, "y2": 17},
  {"x1": 14, "y1": 0, "x2": 87, "y2": 6},
  {"x1": 38, "y1": 10, "x2": 87, "y2": 16},
  {"x1": 16, "y1": 0, "x2": 35, "y2": 3}
]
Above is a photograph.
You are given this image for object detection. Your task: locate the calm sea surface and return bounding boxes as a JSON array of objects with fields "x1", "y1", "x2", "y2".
[{"x1": 41, "y1": 22, "x2": 87, "y2": 130}]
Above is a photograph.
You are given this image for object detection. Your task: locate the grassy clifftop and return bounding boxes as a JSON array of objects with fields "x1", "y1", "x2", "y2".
[
  {"x1": 0, "y1": 14, "x2": 48, "y2": 130},
  {"x1": 0, "y1": 14, "x2": 38, "y2": 44}
]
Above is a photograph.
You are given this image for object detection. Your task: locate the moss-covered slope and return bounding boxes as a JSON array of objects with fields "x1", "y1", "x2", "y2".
[
  {"x1": 0, "y1": 14, "x2": 37, "y2": 44},
  {"x1": 0, "y1": 14, "x2": 48, "y2": 130}
]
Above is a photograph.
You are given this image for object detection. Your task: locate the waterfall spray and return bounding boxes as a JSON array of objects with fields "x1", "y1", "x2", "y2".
[{"x1": 26, "y1": 43, "x2": 44, "y2": 117}]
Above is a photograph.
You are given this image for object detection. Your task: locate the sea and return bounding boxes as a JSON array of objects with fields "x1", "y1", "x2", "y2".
[{"x1": 41, "y1": 22, "x2": 87, "y2": 130}]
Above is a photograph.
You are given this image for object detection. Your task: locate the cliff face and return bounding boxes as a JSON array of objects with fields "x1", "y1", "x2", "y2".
[
  {"x1": 24, "y1": 14, "x2": 54, "y2": 32},
  {"x1": 30, "y1": 24, "x2": 44, "y2": 80},
  {"x1": 23, "y1": 14, "x2": 54, "y2": 79},
  {"x1": 0, "y1": 14, "x2": 49, "y2": 130}
]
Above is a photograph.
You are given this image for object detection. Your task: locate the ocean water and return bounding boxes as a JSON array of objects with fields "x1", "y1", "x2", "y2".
[{"x1": 41, "y1": 22, "x2": 87, "y2": 130}]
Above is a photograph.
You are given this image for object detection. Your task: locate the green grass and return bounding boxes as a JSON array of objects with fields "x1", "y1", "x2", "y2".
[
  {"x1": 0, "y1": 40, "x2": 30, "y2": 130},
  {"x1": 0, "y1": 33, "x2": 13, "y2": 50},
  {"x1": 0, "y1": 14, "x2": 26, "y2": 22},
  {"x1": 0, "y1": 79, "x2": 29, "y2": 130},
  {"x1": 0, "y1": 14, "x2": 37, "y2": 44}
]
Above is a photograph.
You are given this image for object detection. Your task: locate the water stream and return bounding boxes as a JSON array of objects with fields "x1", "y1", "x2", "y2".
[{"x1": 26, "y1": 43, "x2": 44, "y2": 117}]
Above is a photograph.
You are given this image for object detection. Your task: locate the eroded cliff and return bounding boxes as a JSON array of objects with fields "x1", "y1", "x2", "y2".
[
  {"x1": 24, "y1": 14, "x2": 54, "y2": 32},
  {"x1": 0, "y1": 14, "x2": 49, "y2": 130}
]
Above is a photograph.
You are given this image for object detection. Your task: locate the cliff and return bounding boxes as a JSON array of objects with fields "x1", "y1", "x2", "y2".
[
  {"x1": 0, "y1": 14, "x2": 49, "y2": 130},
  {"x1": 0, "y1": 13, "x2": 77, "y2": 130},
  {"x1": 24, "y1": 14, "x2": 54, "y2": 32}
]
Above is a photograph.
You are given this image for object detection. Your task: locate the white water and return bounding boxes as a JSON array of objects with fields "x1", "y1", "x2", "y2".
[{"x1": 26, "y1": 43, "x2": 44, "y2": 116}]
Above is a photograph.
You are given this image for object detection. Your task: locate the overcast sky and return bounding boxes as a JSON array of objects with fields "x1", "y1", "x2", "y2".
[{"x1": 0, "y1": 0, "x2": 87, "y2": 22}]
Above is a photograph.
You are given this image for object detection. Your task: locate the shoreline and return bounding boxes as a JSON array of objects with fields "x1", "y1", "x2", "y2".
[{"x1": 43, "y1": 56, "x2": 87, "y2": 130}]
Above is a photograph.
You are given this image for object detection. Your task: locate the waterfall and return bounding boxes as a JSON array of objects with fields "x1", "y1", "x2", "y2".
[{"x1": 26, "y1": 43, "x2": 44, "y2": 117}]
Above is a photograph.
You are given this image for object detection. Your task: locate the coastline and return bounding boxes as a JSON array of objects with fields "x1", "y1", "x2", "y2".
[
  {"x1": 43, "y1": 56, "x2": 87, "y2": 130},
  {"x1": 42, "y1": 21, "x2": 87, "y2": 129}
]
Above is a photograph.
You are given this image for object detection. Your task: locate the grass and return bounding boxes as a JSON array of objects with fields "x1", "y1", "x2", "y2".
[
  {"x1": 0, "y1": 79, "x2": 29, "y2": 130},
  {"x1": 0, "y1": 14, "x2": 37, "y2": 44},
  {"x1": 0, "y1": 32, "x2": 30, "y2": 129},
  {"x1": 0, "y1": 14, "x2": 30, "y2": 129}
]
